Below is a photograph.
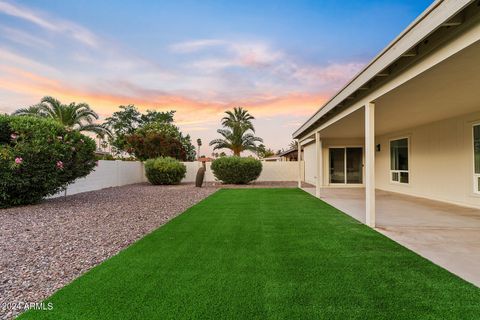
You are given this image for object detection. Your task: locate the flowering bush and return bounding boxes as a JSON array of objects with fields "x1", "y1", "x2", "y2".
[{"x1": 0, "y1": 115, "x2": 96, "y2": 208}]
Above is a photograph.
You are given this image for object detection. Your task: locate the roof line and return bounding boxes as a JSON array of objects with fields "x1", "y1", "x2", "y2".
[{"x1": 293, "y1": 0, "x2": 449, "y2": 138}]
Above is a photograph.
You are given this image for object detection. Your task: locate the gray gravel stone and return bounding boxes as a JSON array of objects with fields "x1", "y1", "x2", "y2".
[
  {"x1": 0, "y1": 183, "x2": 215, "y2": 319},
  {"x1": 0, "y1": 181, "x2": 301, "y2": 319}
]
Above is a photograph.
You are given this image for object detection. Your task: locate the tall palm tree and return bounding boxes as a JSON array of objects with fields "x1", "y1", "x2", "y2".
[
  {"x1": 210, "y1": 127, "x2": 263, "y2": 156},
  {"x1": 221, "y1": 107, "x2": 255, "y2": 132},
  {"x1": 12, "y1": 104, "x2": 47, "y2": 117},
  {"x1": 13, "y1": 96, "x2": 110, "y2": 136},
  {"x1": 210, "y1": 107, "x2": 263, "y2": 156},
  {"x1": 196, "y1": 138, "x2": 202, "y2": 159}
]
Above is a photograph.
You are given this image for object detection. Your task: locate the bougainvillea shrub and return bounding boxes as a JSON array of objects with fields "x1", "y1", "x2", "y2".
[{"x1": 0, "y1": 115, "x2": 96, "y2": 208}]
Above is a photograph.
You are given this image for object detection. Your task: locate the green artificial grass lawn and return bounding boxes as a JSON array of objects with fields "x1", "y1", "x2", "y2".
[{"x1": 20, "y1": 188, "x2": 479, "y2": 319}]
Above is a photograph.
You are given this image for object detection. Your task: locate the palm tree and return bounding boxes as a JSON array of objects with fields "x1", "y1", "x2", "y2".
[
  {"x1": 210, "y1": 107, "x2": 263, "y2": 156},
  {"x1": 13, "y1": 96, "x2": 110, "y2": 136},
  {"x1": 196, "y1": 138, "x2": 202, "y2": 160},
  {"x1": 210, "y1": 128, "x2": 263, "y2": 156},
  {"x1": 12, "y1": 104, "x2": 46, "y2": 117},
  {"x1": 221, "y1": 107, "x2": 255, "y2": 132}
]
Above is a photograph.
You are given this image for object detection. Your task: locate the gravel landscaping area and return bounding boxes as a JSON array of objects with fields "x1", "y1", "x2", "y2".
[
  {"x1": 0, "y1": 181, "x2": 302, "y2": 319},
  {"x1": 0, "y1": 183, "x2": 216, "y2": 320}
]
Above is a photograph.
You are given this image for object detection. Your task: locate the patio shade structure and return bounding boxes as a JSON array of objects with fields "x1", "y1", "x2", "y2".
[{"x1": 294, "y1": 0, "x2": 480, "y2": 227}]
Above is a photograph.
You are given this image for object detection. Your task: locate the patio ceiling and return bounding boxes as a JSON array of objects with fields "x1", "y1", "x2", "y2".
[{"x1": 319, "y1": 39, "x2": 480, "y2": 139}]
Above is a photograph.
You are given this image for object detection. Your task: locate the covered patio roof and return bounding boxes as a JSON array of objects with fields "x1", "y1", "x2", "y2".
[
  {"x1": 318, "y1": 38, "x2": 480, "y2": 139},
  {"x1": 294, "y1": 0, "x2": 480, "y2": 140}
]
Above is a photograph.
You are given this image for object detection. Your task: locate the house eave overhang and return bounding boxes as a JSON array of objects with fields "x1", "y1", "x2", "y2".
[{"x1": 293, "y1": 0, "x2": 474, "y2": 140}]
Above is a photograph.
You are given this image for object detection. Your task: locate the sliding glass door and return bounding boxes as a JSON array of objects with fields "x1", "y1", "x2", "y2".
[
  {"x1": 346, "y1": 148, "x2": 363, "y2": 184},
  {"x1": 474, "y1": 124, "x2": 480, "y2": 194},
  {"x1": 329, "y1": 147, "x2": 363, "y2": 184},
  {"x1": 329, "y1": 148, "x2": 345, "y2": 183}
]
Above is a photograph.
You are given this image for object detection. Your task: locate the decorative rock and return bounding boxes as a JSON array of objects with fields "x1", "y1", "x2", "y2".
[{"x1": 0, "y1": 181, "x2": 298, "y2": 319}]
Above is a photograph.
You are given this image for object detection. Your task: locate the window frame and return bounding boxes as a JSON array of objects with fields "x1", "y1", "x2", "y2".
[
  {"x1": 473, "y1": 123, "x2": 480, "y2": 195},
  {"x1": 389, "y1": 136, "x2": 410, "y2": 185}
]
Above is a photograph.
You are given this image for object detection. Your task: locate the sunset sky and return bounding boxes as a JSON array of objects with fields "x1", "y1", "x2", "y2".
[{"x1": 0, "y1": 0, "x2": 431, "y2": 154}]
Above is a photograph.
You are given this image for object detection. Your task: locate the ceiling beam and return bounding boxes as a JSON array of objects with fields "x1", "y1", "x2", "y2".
[
  {"x1": 442, "y1": 14, "x2": 463, "y2": 27},
  {"x1": 402, "y1": 48, "x2": 418, "y2": 57},
  {"x1": 376, "y1": 70, "x2": 390, "y2": 77}
]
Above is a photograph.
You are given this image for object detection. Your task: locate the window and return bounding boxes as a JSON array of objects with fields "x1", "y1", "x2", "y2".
[
  {"x1": 329, "y1": 147, "x2": 363, "y2": 184},
  {"x1": 474, "y1": 125, "x2": 480, "y2": 194},
  {"x1": 390, "y1": 138, "x2": 409, "y2": 184}
]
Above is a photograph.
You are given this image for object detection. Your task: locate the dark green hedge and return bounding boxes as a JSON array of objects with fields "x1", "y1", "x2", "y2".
[
  {"x1": 0, "y1": 115, "x2": 96, "y2": 208},
  {"x1": 211, "y1": 156, "x2": 262, "y2": 184},
  {"x1": 144, "y1": 157, "x2": 186, "y2": 185}
]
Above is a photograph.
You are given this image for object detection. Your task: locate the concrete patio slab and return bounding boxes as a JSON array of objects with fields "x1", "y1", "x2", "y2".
[{"x1": 303, "y1": 187, "x2": 480, "y2": 287}]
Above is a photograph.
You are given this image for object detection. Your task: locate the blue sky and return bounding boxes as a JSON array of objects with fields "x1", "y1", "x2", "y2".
[{"x1": 0, "y1": 0, "x2": 432, "y2": 153}]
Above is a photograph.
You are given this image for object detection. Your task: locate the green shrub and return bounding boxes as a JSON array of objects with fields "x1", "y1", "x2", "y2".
[
  {"x1": 0, "y1": 115, "x2": 96, "y2": 208},
  {"x1": 144, "y1": 157, "x2": 186, "y2": 185},
  {"x1": 211, "y1": 156, "x2": 262, "y2": 184}
]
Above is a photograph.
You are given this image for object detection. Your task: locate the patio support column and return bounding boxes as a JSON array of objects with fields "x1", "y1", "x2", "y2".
[
  {"x1": 297, "y1": 140, "x2": 302, "y2": 188},
  {"x1": 365, "y1": 102, "x2": 376, "y2": 227},
  {"x1": 315, "y1": 132, "x2": 322, "y2": 198}
]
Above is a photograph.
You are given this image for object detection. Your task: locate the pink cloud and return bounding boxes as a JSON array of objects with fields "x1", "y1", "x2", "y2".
[
  {"x1": 173, "y1": 39, "x2": 283, "y2": 70},
  {"x1": 0, "y1": 64, "x2": 326, "y2": 121},
  {"x1": 292, "y1": 62, "x2": 365, "y2": 86}
]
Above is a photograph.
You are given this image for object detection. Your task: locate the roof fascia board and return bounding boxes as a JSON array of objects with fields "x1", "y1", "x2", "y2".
[
  {"x1": 298, "y1": 15, "x2": 480, "y2": 140},
  {"x1": 293, "y1": 0, "x2": 473, "y2": 138}
]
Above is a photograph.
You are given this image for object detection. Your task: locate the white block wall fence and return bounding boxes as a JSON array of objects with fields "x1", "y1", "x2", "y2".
[{"x1": 53, "y1": 160, "x2": 301, "y2": 197}]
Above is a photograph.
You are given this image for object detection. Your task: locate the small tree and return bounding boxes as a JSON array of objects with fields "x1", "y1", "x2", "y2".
[
  {"x1": 140, "y1": 110, "x2": 175, "y2": 124},
  {"x1": 125, "y1": 122, "x2": 195, "y2": 161},
  {"x1": 103, "y1": 105, "x2": 142, "y2": 152},
  {"x1": 256, "y1": 144, "x2": 275, "y2": 158},
  {"x1": 104, "y1": 105, "x2": 175, "y2": 154}
]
